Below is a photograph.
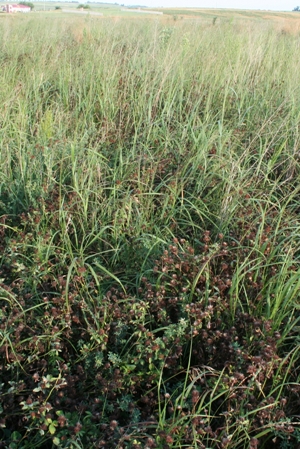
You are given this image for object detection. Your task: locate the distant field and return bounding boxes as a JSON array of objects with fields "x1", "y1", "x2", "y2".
[{"x1": 1, "y1": 2, "x2": 300, "y2": 20}]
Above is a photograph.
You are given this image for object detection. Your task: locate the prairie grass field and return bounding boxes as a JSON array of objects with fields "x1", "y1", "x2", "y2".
[{"x1": 1, "y1": 11, "x2": 300, "y2": 449}]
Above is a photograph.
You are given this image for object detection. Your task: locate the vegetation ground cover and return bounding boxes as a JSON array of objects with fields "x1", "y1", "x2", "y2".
[{"x1": 0, "y1": 12, "x2": 300, "y2": 449}]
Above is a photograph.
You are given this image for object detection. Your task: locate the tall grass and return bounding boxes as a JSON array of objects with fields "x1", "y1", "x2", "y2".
[{"x1": 0, "y1": 14, "x2": 300, "y2": 448}]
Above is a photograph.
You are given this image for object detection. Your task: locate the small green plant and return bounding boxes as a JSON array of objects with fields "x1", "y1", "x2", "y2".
[{"x1": 159, "y1": 27, "x2": 173, "y2": 46}]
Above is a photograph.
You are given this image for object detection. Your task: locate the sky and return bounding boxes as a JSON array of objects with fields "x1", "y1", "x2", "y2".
[{"x1": 109, "y1": 0, "x2": 298, "y2": 11}]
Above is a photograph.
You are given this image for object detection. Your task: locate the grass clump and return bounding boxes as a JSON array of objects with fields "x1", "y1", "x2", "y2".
[{"x1": 0, "y1": 14, "x2": 300, "y2": 449}]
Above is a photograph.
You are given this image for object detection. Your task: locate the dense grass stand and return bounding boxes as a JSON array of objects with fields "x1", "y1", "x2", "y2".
[{"x1": 0, "y1": 12, "x2": 300, "y2": 449}]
